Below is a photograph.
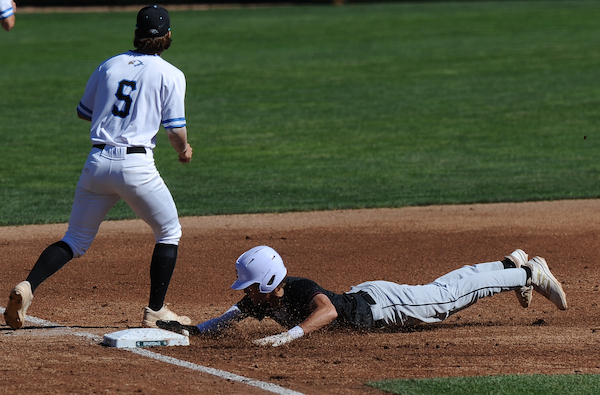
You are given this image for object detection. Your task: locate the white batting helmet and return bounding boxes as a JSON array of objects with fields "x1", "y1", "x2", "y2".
[{"x1": 231, "y1": 246, "x2": 287, "y2": 293}]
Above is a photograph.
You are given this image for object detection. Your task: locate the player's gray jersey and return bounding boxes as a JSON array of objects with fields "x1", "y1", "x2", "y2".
[{"x1": 77, "y1": 51, "x2": 186, "y2": 149}]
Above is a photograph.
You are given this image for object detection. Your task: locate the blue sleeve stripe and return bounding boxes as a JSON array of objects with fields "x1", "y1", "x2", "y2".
[
  {"x1": 164, "y1": 123, "x2": 187, "y2": 129},
  {"x1": 164, "y1": 117, "x2": 186, "y2": 123},
  {"x1": 78, "y1": 102, "x2": 93, "y2": 115},
  {"x1": 163, "y1": 117, "x2": 187, "y2": 129},
  {"x1": 0, "y1": 7, "x2": 14, "y2": 19},
  {"x1": 78, "y1": 102, "x2": 92, "y2": 113}
]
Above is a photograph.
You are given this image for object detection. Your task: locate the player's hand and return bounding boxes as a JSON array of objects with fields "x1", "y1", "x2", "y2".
[
  {"x1": 253, "y1": 332, "x2": 294, "y2": 347},
  {"x1": 178, "y1": 144, "x2": 193, "y2": 163}
]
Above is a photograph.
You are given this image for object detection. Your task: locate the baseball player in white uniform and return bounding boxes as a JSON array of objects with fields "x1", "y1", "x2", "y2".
[
  {"x1": 4, "y1": 4, "x2": 193, "y2": 330},
  {"x1": 158, "y1": 246, "x2": 567, "y2": 347},
  {"x1": 0, "y1": 0, "x2": 15, "y2": 32}
]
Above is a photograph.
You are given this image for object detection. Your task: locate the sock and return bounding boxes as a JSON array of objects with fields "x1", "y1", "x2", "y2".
[
  {"x1": 501, "y1": 258, "x2": 516, "y2": 269},
  {"x1": 522, "y1": 266, "x2": 533, "y2": 284},
  {"x1": 148, "y1": 243, "x2": 178, "y2": 311},
  {"x1": 26, "y1": 241, "x2": 74, "y2": 293}
]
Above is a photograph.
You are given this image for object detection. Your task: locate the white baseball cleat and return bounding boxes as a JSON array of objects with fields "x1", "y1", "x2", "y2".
[
  {"x1": 142, "y1": 306, "x2": 191, "y2": 328},
  {"x1": 523, "y1": 256, "x2": 567, "y2": 310},
  {"x1": 4, "y1": 281, "x2": 34, "y2": 329},
  {"x1": 504, "y1": 249, "x2": 533, "y2": 308}
]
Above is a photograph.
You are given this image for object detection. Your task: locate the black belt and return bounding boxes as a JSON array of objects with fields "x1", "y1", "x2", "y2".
[
  {"x1": 355, "y1": 290, "x2": 376, "y2": 305},
  {"x1": 93, "y1": 144, "x2": 146, "y2": 154}
]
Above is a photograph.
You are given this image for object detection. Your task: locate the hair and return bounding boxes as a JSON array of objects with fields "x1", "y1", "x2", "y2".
[
  {"x1": 275, "y1": 279, "x2": 286, "y2": 290},
  {"x1": 133, "y1": 31, "x2": 172, "y2": 54}
]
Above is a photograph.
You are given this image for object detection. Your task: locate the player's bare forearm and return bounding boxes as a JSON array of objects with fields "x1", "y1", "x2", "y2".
[
  {"x1": 298, "y1": 293, "x2": 338, "y2": 334},
  {"x1": 253, "y1": 294, "x2": 338, "y2": 347},
  {"x1": 1, "y1": 15, "x2": 14, "y2": 31},
  {"x1": 167, "y1": 126, "x2": 193, "y2": 163}
]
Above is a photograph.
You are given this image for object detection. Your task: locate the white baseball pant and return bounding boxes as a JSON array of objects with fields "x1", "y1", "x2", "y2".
[
  {"x1": 348, "y1": 261, "x2": 527, "y2": 327},
  {"x1": 62, "y1": 146, "x2": 182, "y2": 257}
]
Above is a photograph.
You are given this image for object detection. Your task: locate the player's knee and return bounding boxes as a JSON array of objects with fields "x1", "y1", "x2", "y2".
[
  {"x1": 60, "y1": 237, "x2": 89, "y2": 258},
  {"x1": 154, "y1": 221, "x2": 181, "y2": 245},
  {"x1": 156, "y1": 232, "x2": 181, "y2": 245}
]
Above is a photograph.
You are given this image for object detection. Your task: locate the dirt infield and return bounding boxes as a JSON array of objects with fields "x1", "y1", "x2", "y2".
[{"x1": 1, "y1": 200, "x2": 599, "y2": 394}]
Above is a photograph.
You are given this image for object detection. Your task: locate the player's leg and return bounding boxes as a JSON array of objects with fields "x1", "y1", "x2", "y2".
[
  {"x1": 60, "y1": 181, "x2": 120, "y2": 259},
  {"x1": 431, "y1": 261, "x2": 504, "y2": 285},
  {"x1": 148, "y1": 243, "x2": 178, "y2": 311},
  {"x1": 431, "y1": 250, "x2": 526, "y2": 285},
  {"x1": 440, "y1": 256, "x2": 567, "y2": 313},
  {"x1": 114, "y1": 152, "x2": 189, "y2": 327},
  {"x1": 440, "y1": 267, "x2": 528, "y2": 314},
  {"x1": 4, "y1": 240, "x2": 75, "y2": 329},
  {"x1": 126, "y1": 186, "x2": 190, "y2": 327},
  {"x1": 5, "y1": 151, "x2": 118, "y2": 329},
  {"x1": 141, "y1": 242, "x2": 192, "y2": 327},
  {"x1": 432, "y1": 249, "x2": 532, "y2": 308},
  {"x1": 25, "y1": 241, "x2": 74, "y2": 292},
  {"x1": 353, "y1": 266, "x2": 529, "y2": 328},
  {"x1": 61, "y1": 148, "x2": 121, "y2": 258}
]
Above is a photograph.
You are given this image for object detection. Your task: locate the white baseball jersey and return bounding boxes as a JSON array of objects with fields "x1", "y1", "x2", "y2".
[
  {"x1": 64, "y1": 50, "x2": 187, "y2": 257},
  {"x1": 77, "y1": 50, "x2": 186, "y2": 149},
  {"x1": 0, "y1": 0, "x2": 14, "y2": 20}
]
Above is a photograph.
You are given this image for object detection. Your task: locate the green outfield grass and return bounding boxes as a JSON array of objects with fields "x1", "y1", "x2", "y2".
[
  {"x1": 0, "y1": 2, "x2": 599, "y2": 391},
  {"x1": 1, "y1": 1, "x2": 600, "y2": 225},
  {"x1": 368, "y1": 373, "x2": 600, "y2": 394}
]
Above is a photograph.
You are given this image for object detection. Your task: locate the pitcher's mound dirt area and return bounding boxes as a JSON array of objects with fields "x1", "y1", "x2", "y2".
[{"x1": 1, "y1": 200, "x2": 599, "y2": 394}]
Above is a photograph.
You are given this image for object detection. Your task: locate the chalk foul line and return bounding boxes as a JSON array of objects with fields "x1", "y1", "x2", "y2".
[{"x1": 0, "y1": 308, "x2": 305, "y2": 395}]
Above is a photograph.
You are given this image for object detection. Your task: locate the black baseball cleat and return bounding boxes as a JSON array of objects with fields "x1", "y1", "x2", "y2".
[{"x1": 157, "y1": 320, "x2": 201, "y2": 336}]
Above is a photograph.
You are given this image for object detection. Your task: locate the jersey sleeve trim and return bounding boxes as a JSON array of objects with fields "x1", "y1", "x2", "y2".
[
  {"x1": 163, "y1": 117, "x2": 186, "y2": 129},
  {"x1": 77, "y1": 102, "x2": 93, "y2": 120},
  {"x1": 0, "y1": 6, "x2": 14, "y2": 19},
  {"x1": 308, "y1": 291, "x2": 325, "y2": 302}
]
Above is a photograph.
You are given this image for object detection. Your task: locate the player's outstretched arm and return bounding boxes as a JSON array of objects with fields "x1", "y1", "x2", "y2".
[
  {"x1": 253, "y1": 293, "x2": 338, "y2": 347},
  {"x1": 194, "y1": 305, "x2": 244, "y2": 334},
  {"x1": 157, "y1": 320, "x2": 201, "y2": 336},
  {"x1": 158, "y1": 304, "x2": 244, "y2": 336},
  {"x1": 166, "y1": 126, "x2": 193, "y2": 163}
]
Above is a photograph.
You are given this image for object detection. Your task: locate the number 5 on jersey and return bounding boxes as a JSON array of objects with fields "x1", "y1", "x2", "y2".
[{"x1": 112, "y1": 80, "x2": 137, "y2": 118}]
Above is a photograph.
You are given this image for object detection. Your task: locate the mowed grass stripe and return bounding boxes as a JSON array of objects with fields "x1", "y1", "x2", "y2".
[{"x1": 1, "y1": 1, "x2": 599, "y2": 225}]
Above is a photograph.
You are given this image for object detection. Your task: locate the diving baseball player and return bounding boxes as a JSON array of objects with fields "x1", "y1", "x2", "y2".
[
  {"x1": 4, "y1": 4, "x2": 192, "y2": 330},
  {"x1": 0, "y1": 0, "x2": 15, "y2": 31},
  {"x1": 158, "y1": 246, "x2": 568, "y2": 347}
]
